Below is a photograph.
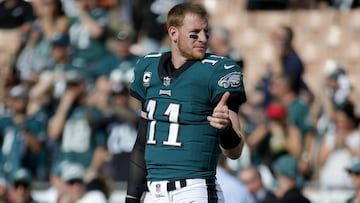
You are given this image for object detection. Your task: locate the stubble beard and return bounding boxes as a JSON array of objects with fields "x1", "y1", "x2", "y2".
[{"x1": 178, "y1": 38, "x2": 206, "y2": 61}]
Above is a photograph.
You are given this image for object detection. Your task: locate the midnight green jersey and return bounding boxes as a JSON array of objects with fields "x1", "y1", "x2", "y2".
[{"x1": 130, "y1": 52, "x2": 246, "y2": 181}]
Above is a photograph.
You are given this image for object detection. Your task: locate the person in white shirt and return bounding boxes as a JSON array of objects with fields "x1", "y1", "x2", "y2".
[{"x1": 216, "y1": 154, "x2": 255, "y2": 203}]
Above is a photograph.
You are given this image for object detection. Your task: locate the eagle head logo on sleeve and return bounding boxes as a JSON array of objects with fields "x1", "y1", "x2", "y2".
[{"x1": 218, "y1": 72, "x2": 242, "y2": 88}]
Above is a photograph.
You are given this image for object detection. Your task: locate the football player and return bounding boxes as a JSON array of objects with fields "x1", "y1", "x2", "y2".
[{"x1": 126, "y1": 3, "x2": 246, "y2": 203}]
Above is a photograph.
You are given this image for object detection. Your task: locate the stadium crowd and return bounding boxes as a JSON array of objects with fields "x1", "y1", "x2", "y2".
[{"x1": 0, "y1": 0, "x2": 359, "y2": 202}]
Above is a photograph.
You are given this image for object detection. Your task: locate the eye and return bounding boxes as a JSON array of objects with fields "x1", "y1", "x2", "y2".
[
  {"x1": 189, "y1": 33, "x2": 199, "y2": 39},
  {"x1": 189, "y1": 31, "x2": 209, "y2": 40}
]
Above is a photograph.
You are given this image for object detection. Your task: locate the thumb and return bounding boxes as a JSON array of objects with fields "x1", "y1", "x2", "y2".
[{"x1": 217, "y1": 92, "x2": 230, "y2": 107}]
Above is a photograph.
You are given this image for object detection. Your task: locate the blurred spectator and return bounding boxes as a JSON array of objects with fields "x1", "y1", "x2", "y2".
[
  {"x1": 89, "y1": 30, "x2": 140, "y2": 81},
  {"x1": 86, "y1": 30, "x2": 140, "y2": 120},
  {"x1": 107, "y1": 30, "x2": 139, "y2": 80},
  {"x1": 271, "y1": 155, "x2": 310, "y2": 203},
  {"x1": 324, "y1": 64, "x2": 351, "y2": 107},
  {"x1": 106, "y1": 0, "x2": 135, "y2": 45},
  {"x1": 31, "y1": 0, "x2": 69, "y2": 39},
  {"x1": 268, "y1": 25, "x2": 312, "y2": 104},
  {"x1": 270, "y1": 74, "x2": 316, "y2": 180},
  {"x1": 311, "y1": 61, "x2": 351, "y2": 138},
  {"x1": 7, "y1": 168, "x2": 37, "y2": 203},
  {"x1": 15, "y1": 23, "x2": 50, "y2": 83},
  {"x1": 102, "y1": 81, "x2": 138, "y2": 126},
  {"x1": 130, "y1": 0, "x2": 179, "y2": 55},
  {"x1": 26, "y1": 33, "x2": 78, "y2": 179},
  {"x1": 216, "y1": 154, "x2": 255, "y2": 203},
  {"x1": 68, "y1": 0, "x2": 109, "y2": 75},
  {"x1": 318, "y1": 101, "x2": 360, "y2": 189},
  {"x1": 345, "y1": 158, "x2": 360, "y2": 203},
  {"x1": 208, "y1": 26, "x2": 244, "y2": 68},
  {"x1": 238, "y1": 166, "x2": 278, "y2": 203},
  {"x1": 0, "y1": 56, "x2": 20, "y2": 117},
  {"x1": 245, "y1": 102, "x2": 302, "y2": 168},
  {"x1": 32, "y1": 161, "x2": 66, "y2": 203},
  {"x1": 59, "y1": 0, "x2": 77, "y2": 18},
  {"x1": 0, "y1": 0, "x2": 35, "y2": 55},
  {"x1": 60, "y1": 162, "x2": 107, "y2": 203},
  {"x1": 87, "y1": 82, "x2": 138, "y2": 182},
  {"x1": 47, "y1": 70, "x2": 106, "y2": 171},
  {"x1": 0, "y1": 175, "x2": 7, "y2": 203},
  {"x1": 239, "y1": 89, "x2": 268, "y2": 150},
  {"x1": 16, "y1": 0, "x2": 69, "y2": 83},
  {"x1": 85, "y1": 176, "x2": 111, "y2": 201},
  {"x1": 0, "y1": 85, "x2": 45, "y2": 180},
  {"x1": 0, "y1": 0, "x2": 34, "y2": 30},
  {"x1": 29, "y1": 32, "x2": 76, "y2": 105}
]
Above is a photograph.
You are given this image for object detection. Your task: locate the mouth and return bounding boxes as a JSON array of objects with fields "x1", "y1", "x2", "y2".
[{"x1": 194, "y1": 45, "x2": 206, "y2": 52}]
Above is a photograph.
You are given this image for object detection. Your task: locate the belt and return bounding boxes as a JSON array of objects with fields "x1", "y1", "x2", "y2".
[
  {"x1": 147, "y1": 178, "x2": 215, "y2": 192},
  {"x1": 166, "y1": 179, "x2": 187, "y2": 191}
]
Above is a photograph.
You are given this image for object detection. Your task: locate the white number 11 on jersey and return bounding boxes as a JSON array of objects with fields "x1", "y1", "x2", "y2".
[{"x1": 146, "y1": 100, "x2": 182, "y2": 147}]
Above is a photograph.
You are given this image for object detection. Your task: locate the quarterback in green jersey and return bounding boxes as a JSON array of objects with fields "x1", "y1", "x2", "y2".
[{"x1": 126, "y1": 3, "x2": 246, "y2": 203}]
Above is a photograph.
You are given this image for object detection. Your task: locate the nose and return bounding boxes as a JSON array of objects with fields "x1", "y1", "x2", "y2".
[{"x1": 197, "y1": 30, "x2": 208, "y2": 42}]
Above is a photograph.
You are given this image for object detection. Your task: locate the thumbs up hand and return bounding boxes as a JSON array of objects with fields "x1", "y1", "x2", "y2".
[{"x1": 207, "y1": 92, "x2": 231, "y2": 130}]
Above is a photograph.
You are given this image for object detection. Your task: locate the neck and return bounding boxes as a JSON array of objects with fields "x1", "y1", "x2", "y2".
[
  {"x1": 13, "y1": 113, "x2": 25, "y2": 124},
  {"x1": 171, "y1": 46, "x2": 186, "y2": 69}
]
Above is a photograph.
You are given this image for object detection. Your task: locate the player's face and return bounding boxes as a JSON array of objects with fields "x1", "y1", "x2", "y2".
[{"x1": 177, "y1": 13, "x2": 208, "y2": 60}]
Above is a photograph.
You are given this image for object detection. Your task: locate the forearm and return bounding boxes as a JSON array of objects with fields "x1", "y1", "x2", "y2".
[
  {"x1": 48, "y1": 101, "x2": 71, "y2": 140},
  {"x1": 85, "y1": 146, "x2": 109, "y2": 182},
  {"x1": 0, "y1": 79, "x2": 5, "y2": 102},
  {"x1": 78, "y1": 11, "x2": 104, "y2": 38},
  {"x1": 322, "y1": 91, "x2": 335, "y2": 120},
  {"x1": 318, "y1": 144, "x2": 330, "y2": 167},
  {"x1": 17, "y1": 22, "x2": 32, "y2": 35},
  {"x1": 246, "y1": 124, "x2": 268, "y2": 150},
  {"x1": 303, "y1": 132, "x2": 316, "y2": 159},
  {"x1": 88, "y1": 147, "x2": 109, "y2": 172},
  {"x1": 126, "y1": 117, "x2": 148, "y2": 202},
  {"x1": 286, "y1": 126, "x2": 302, "y2": 159},
  {"x1": 0, "y1": 65, "x2": 10, "y2": 101},
  {"x1": 219, "y1": 111, "x2": 244, "y2": 159},
  {"x1": 29, "y1": 80, "x2": 54, "y2": 100}
]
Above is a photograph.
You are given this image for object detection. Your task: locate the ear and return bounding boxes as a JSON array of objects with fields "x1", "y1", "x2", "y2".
[{"x1": 168, "y1": 26, "x2": 178, "y2": 43}]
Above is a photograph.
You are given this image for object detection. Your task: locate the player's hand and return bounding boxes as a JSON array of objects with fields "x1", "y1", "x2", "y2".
[{"x1": 207, "y1": 92, "x2": 231, "y2": 130}]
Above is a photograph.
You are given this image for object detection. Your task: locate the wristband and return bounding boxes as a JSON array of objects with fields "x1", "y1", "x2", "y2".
[{"x1": 218, "y1": 123, "x2": 241, "y2": 149}]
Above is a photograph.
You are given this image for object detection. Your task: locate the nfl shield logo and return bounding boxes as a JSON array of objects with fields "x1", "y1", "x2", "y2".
[
  {"x1": 156, "y1": 184, "x2": 161, "y2": 193},
  {"x1": 163, "y1": 76, "x2": 171, "y2": 86}
]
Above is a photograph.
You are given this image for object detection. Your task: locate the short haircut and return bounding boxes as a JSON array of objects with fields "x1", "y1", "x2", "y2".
[{"x1": 167, "y1": 3, "x2": 208, "y2": 28}]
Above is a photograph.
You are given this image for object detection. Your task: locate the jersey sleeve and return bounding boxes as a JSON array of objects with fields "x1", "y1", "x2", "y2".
[
  {"x1": 130, "y1": 53, "x2": 162, "y2": 104},
  {"x1": 130, "y1": 57, "x2": 147, "y2": 103},
  {"x1": 209, "y1": 58, "x2": 247, "y2": 112}
]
